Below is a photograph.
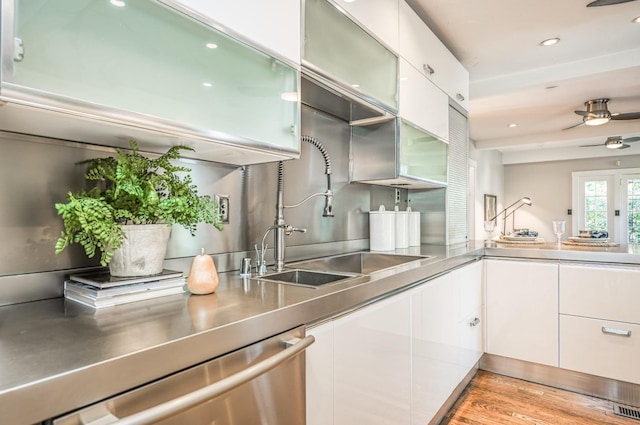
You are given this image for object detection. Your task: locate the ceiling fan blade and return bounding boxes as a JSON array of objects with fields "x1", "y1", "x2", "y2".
[
  {"x1": 623, "y1": 137, "x2": 640, "y2": 143},
  {"x1": 574, "y1": 110, "x2": 590, "y2": 117},
  {"x1": 620, "y1": 144, "x2": 631, "y2": 149},
  {"x1": 611, "y1": 112, "x2": 640, "y2": 120},
  {"x1": 579, "y1": 143, "x2": 605, "y2": 147},
  {"x1": 563, "y1": 122, "x2": 585, "y2": 131},
  {"x1": 587, "y1": 0, "x2": 637, "y2": 6}
]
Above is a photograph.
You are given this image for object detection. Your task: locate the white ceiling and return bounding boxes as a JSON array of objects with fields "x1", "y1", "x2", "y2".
[{"x1": 408, "y1": 0, "x2": 640, "y2": 163}]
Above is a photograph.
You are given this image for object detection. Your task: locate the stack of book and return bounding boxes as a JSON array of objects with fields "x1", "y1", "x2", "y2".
[{"x1": 64, "y1": 269, "x2": 186, "y2": 308}]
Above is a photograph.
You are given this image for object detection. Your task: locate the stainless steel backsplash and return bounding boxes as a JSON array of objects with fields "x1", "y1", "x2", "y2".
[{"x1": 0, "y1": 106, "x2": 380, "y2": 305}]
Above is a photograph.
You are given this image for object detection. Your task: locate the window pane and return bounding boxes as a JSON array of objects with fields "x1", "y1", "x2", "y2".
[
  {"x1": 584, "y1": 179, "x2": 607, "y2": 231},
  {"x1": 628, "y1": 179, "x2": 640, "y2": 243}
]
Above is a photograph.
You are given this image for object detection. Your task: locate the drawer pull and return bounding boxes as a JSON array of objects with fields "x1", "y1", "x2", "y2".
[
  {"x1": 469, "y1": 317, "x2": 480, "y2": 327},
  {"x1": 602, "y1": 327, "x2": 631, "y2": 337}
]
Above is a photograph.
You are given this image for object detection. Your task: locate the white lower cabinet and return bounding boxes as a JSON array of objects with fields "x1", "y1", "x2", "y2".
[
  {"x1": 333, "y1": 294, "x2": 412, "y2": 425},
  {"x1": 411, "y1": 273, "x2": 459, "y2": 425},
  {"x1": 559, "y1": 263, "x2": 640, "y2": 384},
  {"x1": 306, "y1": 320, "x2": 334, "y2": 425},
  {"x1": 560, "y1": 315, "x2": 640, "y2": 384},
  {"x1": 485, "y1": 259, "x2": 559, "y2": 367},
  {"x1": 454, "y1": 260, "x2": 484, "y2": 370},
  {"x1": 306, "y1": 260, "x2": 483, "y2": 425},
  {"x1": 411, "y1": 260, "x2": 483, "y2": 425}
]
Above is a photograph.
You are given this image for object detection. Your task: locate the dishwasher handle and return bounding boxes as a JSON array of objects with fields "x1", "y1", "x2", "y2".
[{"x1": 86, "y1": 335, "x2": 315, "y2": 425}]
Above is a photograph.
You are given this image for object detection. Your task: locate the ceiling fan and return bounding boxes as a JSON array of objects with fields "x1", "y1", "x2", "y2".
[
  {"x1": 563, "y1": 99, "x2": 640, "y2": 130},
  {"x1": 586, "y1": 0, "x2": 638, "y2": 6},
  {"x1": 580, "y1": 136, "x2": 640, "y2": 149}
]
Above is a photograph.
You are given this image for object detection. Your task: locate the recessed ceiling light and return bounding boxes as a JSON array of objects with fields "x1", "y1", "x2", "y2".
[
  {"x1": 202, "y1": 82, "x2": 212, "y2": 88},
  {"x1": 539, "y1": 37, "x2": 560, "y2": 47},
  {"x1": 351, "y1": 84, "x2": 360, "y2": 88},
  {"x1": 633, "y1": 16, "x2": 640, "y2": 23},
  {"x1": 206, "y1": 43, "x2": 218, "y2": 49},
  {"x1": 110, "y1": 0, "x2": 125, "y2": 6},
  {"x1": 508, "y1": 123, "x2": 518, "y2": 128}
]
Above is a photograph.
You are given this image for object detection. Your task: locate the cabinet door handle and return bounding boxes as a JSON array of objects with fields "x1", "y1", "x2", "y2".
[
  {"x1": 423, "y1": 64, "x2": 435, "y2": 75},
  {"x1": 456, "y1": 93, "x2": 465, "y2": 102},
  {"x1": 602, "y1": 327, "x2": 631, "y2": 337},
  {"x1": 469, "y1": 317, "x2": 480, "y2": 327}
]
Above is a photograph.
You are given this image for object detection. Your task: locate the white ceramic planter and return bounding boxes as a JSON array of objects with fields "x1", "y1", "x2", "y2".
[{"x1": 109, "y1": 224, "x2": 172, "y2": 277}]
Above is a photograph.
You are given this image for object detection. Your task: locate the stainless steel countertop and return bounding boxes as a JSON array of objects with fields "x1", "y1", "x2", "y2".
[
  {"x1": 1, "y1": 241, "x2": 638, "y2": 424},
  {"x1": 486, "y1": 241, "x2": 640, "y2": 264}
]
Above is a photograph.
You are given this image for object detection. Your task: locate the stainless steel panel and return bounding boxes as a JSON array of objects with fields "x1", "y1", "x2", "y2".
[
  {"x1": 0, "y1": 104, "x2": 372, "y2": 304},
  {"x1": 53, "y1": 326, "x2": 310, "y2": 425},
  {"x1": 481, "y1": 353, "x2": 640, "y2": 408},
  {"x1": 409, "y1": 189, "x2": 447, "y2": 245},
  {"x1": 351, "y1": 118, "x2": 397, "y2": 182},
  {"x1": 301, "y1": 71, "x2": 395, "y2": 125}
]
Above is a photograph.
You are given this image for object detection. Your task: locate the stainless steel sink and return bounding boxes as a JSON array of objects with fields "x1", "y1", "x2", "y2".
[
  {"x1": 254, "y1": 269, "x2": 366, "y2": 289},
  {"x1": 292, "y1": 252, "x2": 428, "y2": 275}
]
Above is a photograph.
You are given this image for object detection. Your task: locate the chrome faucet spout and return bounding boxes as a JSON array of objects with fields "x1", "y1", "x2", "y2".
[{"x1": 261, "y1": 135, "x2": 334, "y2": 272}]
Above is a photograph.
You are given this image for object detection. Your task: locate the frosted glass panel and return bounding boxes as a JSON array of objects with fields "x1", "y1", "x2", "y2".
[
  {"x1": 304, "y1": 0, "x2": 398, "y2": 110},
  {"x1": 399, "y1": 120, "x2": 447, "y2": 183},
  {"x1": 11, "y1": 0, "x2": 298, "y2": 150}
]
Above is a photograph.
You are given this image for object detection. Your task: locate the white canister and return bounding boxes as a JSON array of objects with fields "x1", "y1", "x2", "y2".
[
  {"x1": 394, "y1": 206, "x2": 409, "y2": 249},
  {"x1": 369, "y1": 205, "x2": 395, "y2": 251},
  {"x1": 408, "y1": 207, "x2": 421, "y2": 246}
]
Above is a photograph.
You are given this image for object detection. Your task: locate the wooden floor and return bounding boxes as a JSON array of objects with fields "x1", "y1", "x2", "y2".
[{"x1": 441, "y1": 370, "x2": 639, "y2": 425}]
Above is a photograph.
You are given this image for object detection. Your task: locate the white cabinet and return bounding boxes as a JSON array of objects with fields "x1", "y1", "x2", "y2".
[
  {"x1": 306, "y1": 320, "x2": 334, "y2": 425},
  {"x1": 333, "y1": 294, "x2": 412, "y2": 425},
  {"x1": 410, "y1": 260, "x2": 482, "y2": 425},
  {"x1": 332, "y1": 0, "x2": 399, "y2": 52},
  {"x1": 485, "y1": 259, "x2": 559, "y2": 367},
  {"x1": 399, "y1": 57, "x2": 449, "y2": 142},
  {"x1": 559, "y1": 264, "x2": 640, "y2": 324},
  {"x1": 559, "y1": 264, "x2": 640, "y2": 384},
  {"x1": 398, "y1": 1, "x2": 469, "y2": 109},
  {"x1": 453, "y1": 260, "x2": 483, "y2": 370},
  {"x1": 306, "y1": 260, "x2": 482, "y2": 425},
  {"x1": 411, "y1": 273, "x2": 460, "y2": 425},
  {"x1": 560, "y1": 316, "x2": 640, "y2": 384},
  {"x1": 174, "y1": 0, "x2": 301, "y2": 64}
]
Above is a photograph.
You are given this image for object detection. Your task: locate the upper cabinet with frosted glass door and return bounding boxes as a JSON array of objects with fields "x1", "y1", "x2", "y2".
[
  {"x1": 0, "y1": 0, "x2": 300, "y2": 165},
  {"x1": 303, "y1": 0, "x2": 399, "y2": 114}
]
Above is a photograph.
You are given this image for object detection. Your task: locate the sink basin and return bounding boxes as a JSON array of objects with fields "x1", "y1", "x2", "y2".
[
  {"x1": 292, "y1": 252, "x2": 428, "y2": 275},
  {"x1": 254, "y1": 269, "x2": 365, "y2": 289}
]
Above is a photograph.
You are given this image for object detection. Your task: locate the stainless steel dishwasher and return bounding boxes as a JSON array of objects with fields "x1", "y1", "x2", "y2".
[{"x1": 51, "y1": 326, "x2": 313, "y2": 425}]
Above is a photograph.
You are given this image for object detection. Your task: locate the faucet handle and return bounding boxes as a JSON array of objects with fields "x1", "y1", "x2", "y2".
[{"x1": 285, "y1": 225, "x2": 307, "y2": 236}]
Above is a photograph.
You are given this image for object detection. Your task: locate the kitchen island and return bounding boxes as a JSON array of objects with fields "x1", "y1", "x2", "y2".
[{"x1": 1, "y1": 241, "x2": 639, "y2": 424}]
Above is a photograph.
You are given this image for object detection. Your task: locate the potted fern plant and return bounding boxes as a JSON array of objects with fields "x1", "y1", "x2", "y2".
[{"x1": 55, "y1": 141, "x2": 223, "y2": 277}]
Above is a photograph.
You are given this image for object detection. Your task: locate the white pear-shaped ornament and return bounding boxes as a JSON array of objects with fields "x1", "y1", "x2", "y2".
[{"x1": 187, "y1": 248, "x2": 219, "y2": 295}]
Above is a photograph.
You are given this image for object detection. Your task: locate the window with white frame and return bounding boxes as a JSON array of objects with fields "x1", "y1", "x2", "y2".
[{"x1": 572, "y1": 168, "x2": 640, "y2": 244}]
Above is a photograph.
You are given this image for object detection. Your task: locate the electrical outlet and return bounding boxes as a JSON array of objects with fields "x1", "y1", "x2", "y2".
[
  {"x1": 395, "y1": 188, "x2": 401, "y2": 204},
  {"x1": 216, "y1": 194, "x2": 230, "y2": 224}
]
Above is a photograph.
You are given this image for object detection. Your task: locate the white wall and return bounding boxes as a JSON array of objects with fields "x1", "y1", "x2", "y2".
[
  {"x1": 471, "y1": 145, "x2": 504, "y2": 241},
  {"x1": 503, "y1": 154, "x2": 640, "y2": 241}
]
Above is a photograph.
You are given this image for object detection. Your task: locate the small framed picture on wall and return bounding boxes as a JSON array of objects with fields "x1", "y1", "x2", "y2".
[{"x1": 484, "y1": 194, "x2": 497, "y2": 221}]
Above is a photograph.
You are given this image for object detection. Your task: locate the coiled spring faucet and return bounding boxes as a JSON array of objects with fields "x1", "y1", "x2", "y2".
[{"x1": 256, "y1": 135, "x2": 334, "y2": 274}]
